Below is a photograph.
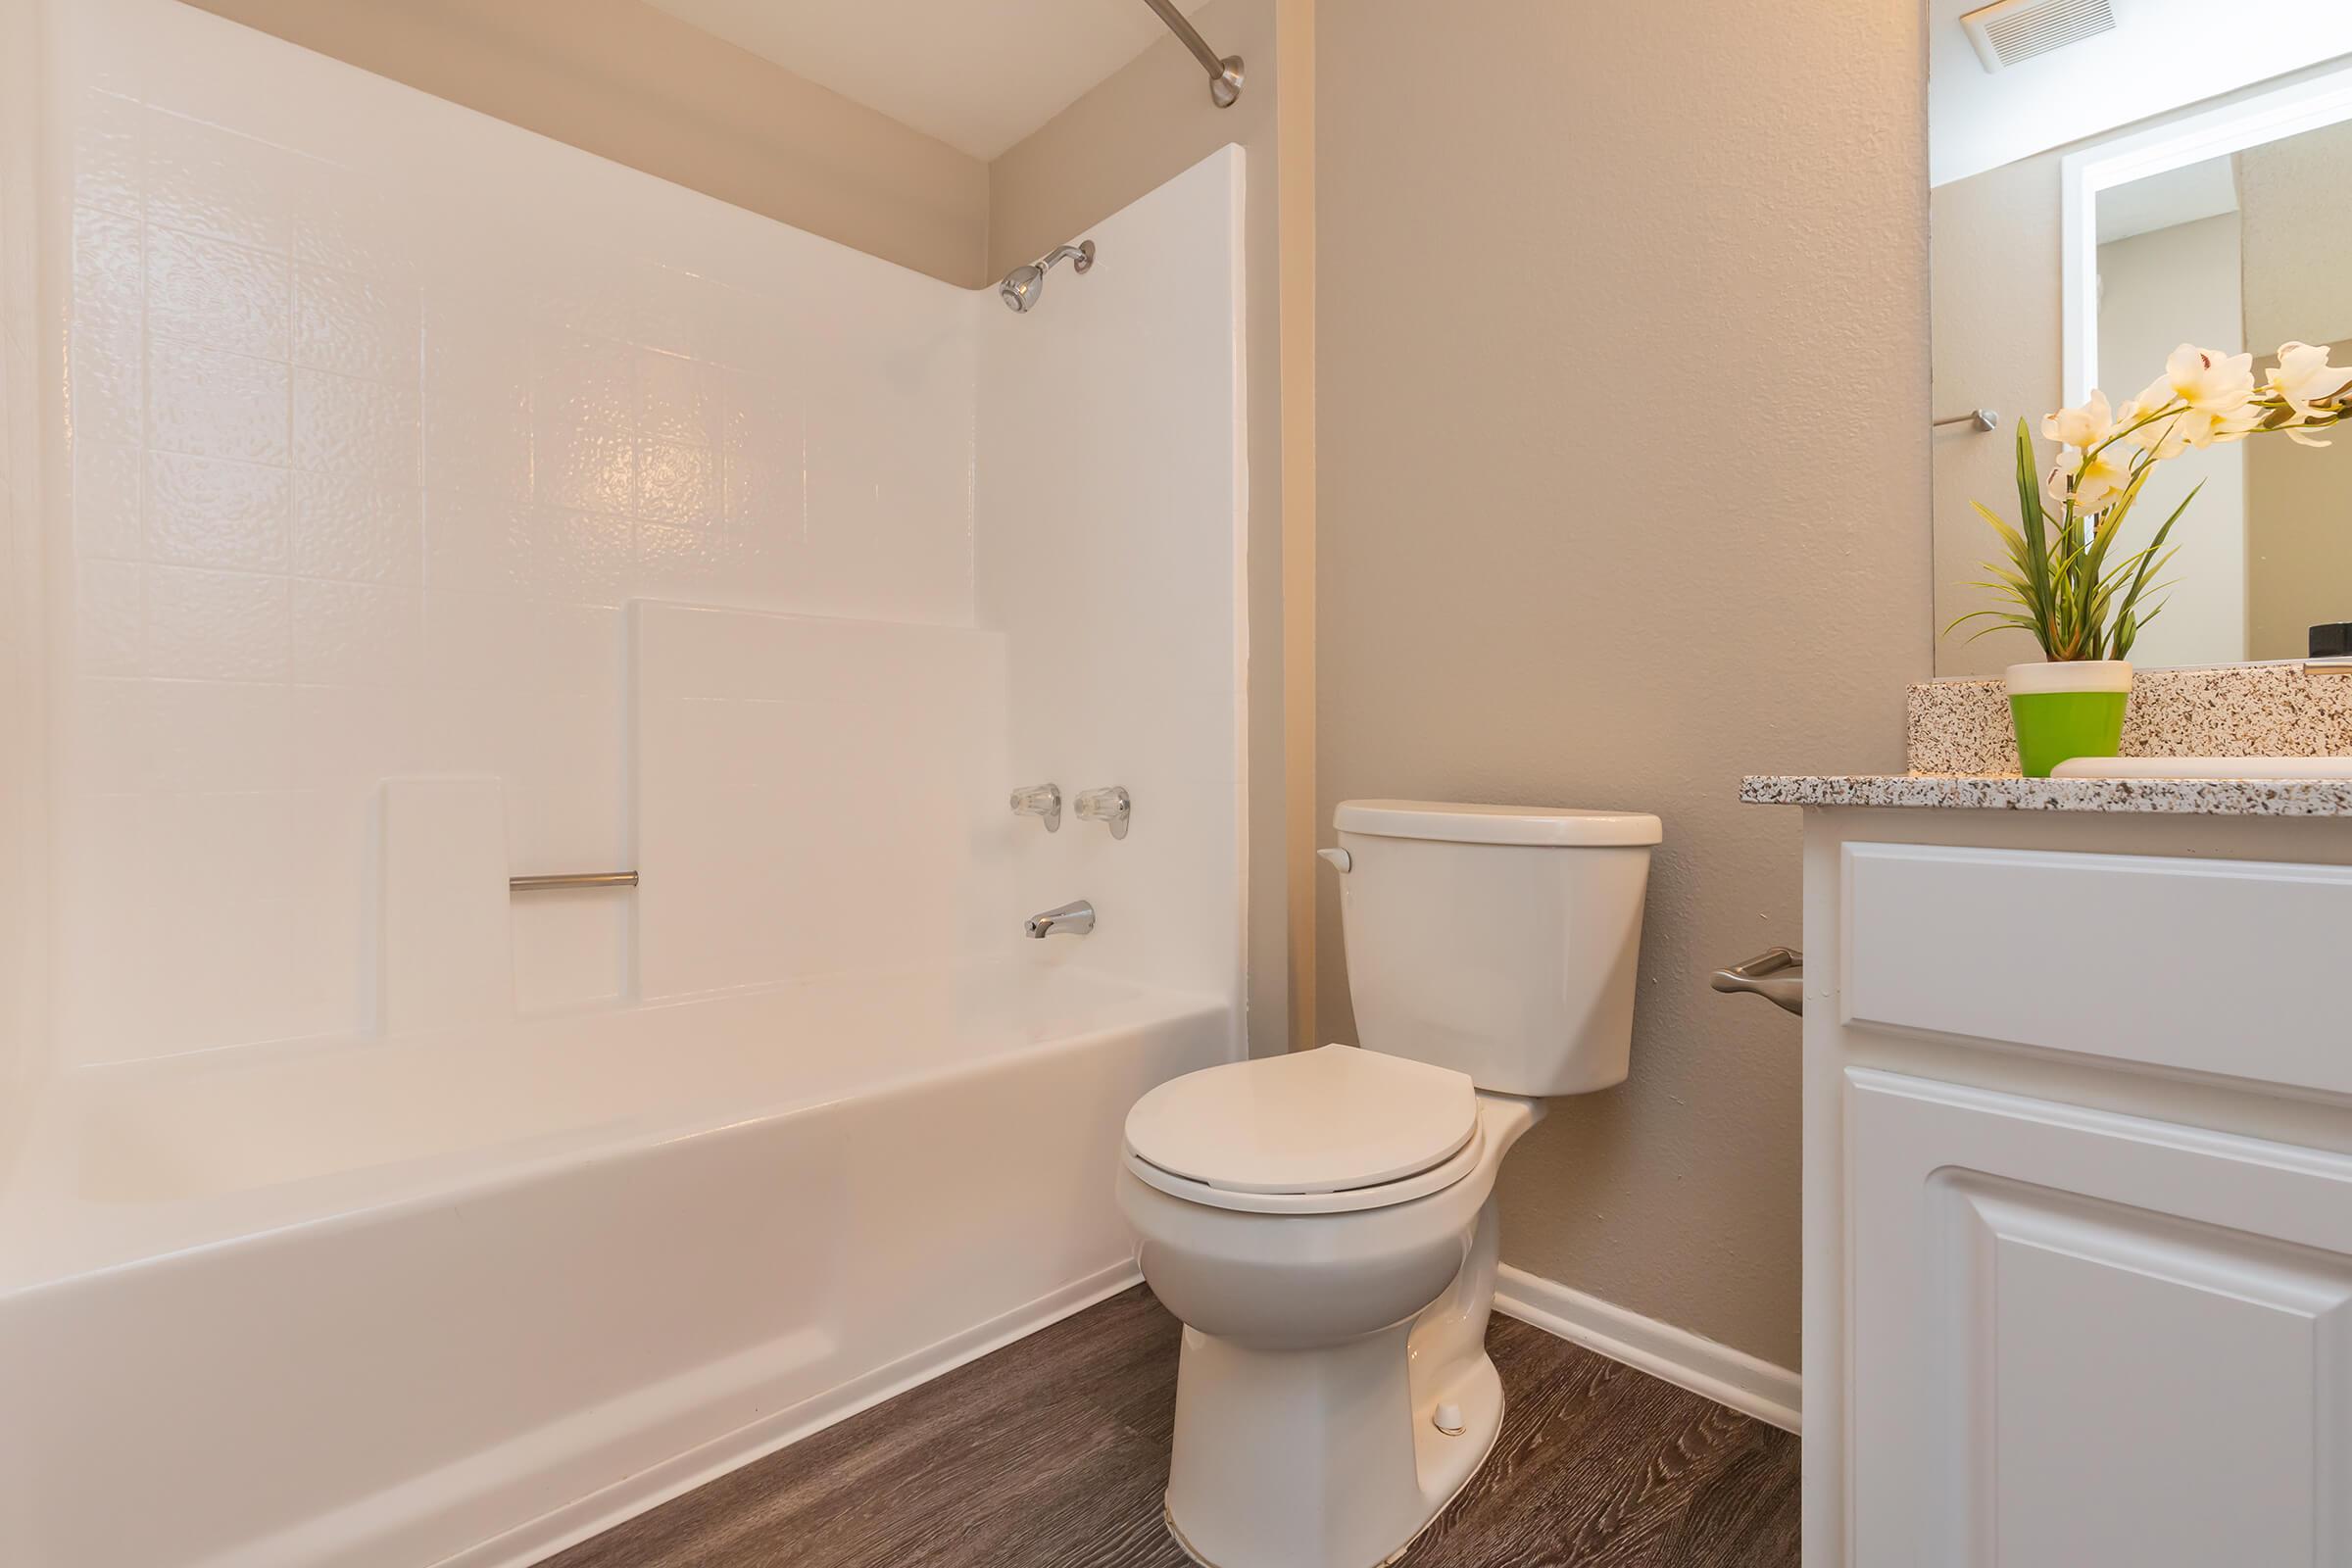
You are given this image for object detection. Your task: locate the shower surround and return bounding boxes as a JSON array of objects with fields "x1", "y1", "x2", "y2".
[{"x1": 0, "y1": 1, "x2": 1247, "y2": 1564}]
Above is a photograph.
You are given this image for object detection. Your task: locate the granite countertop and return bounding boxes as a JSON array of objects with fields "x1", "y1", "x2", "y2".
[{"x1": 1740, "y1": 773, "x2": 2352, "y2": 815}]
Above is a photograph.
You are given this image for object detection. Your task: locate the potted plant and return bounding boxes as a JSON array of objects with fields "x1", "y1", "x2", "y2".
[{"x1": 1955, "y1": 341, "x2": 2352, "y2": 775}]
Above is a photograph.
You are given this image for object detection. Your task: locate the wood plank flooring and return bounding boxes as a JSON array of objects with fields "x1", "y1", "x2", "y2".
[{"x1": 540, "y1": 1286, "x2": 1798, "y2": 1568}]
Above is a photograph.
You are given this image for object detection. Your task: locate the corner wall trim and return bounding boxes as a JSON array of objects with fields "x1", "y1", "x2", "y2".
[{"x1": 1494, "y1": 1265, "x2": 1801, "y2": 1435}]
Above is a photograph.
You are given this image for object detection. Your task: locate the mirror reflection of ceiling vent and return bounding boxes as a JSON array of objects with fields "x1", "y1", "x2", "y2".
[{"x1": 1961, "y1": 0, "x2": 2118, "y2": 73}]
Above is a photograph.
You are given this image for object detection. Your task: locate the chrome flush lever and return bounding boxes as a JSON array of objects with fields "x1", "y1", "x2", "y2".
[
  {"x1": 1075, "y1": 786, "x2": 1131, "y2": 839},
  {"x1": 1010, "y1": 783, "x2": 1062, "y2": 832},
  {"x1": 1710, "y1": 948, "x2": 1804, "y2": 1016}
]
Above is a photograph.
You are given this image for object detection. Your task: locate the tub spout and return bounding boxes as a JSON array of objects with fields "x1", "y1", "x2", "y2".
[{"x1": 1025, "y1": 900, "x2": 1096, "y2": 939}]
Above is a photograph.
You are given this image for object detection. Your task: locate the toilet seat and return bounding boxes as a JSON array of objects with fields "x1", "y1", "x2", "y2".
[
  {"x1": 1124, "y1": 1121, "x2": 1486, "y2": 1214},
  {"x1": 1122, "y1": 1044, "x2": 1482, "y2": 1215}
]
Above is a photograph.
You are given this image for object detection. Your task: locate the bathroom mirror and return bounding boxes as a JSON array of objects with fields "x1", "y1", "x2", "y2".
[{"x1": 1929, "y1": 6, "x2": 2352, "y2": 675}]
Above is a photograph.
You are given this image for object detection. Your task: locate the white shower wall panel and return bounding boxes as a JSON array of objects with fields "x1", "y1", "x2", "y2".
[
  {"x1": 977, "y1": 148, "x2": 1248, "y2": 1007},
  {"x1": 632, "y1": 603, "x2": 1012, "y2": 1001},
  {"x1": 46, "y1": 0, "x2": 979, "y2": 1064}
]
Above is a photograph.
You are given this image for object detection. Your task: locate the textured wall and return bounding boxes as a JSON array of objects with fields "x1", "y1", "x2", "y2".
[
  {"x1": 176, "y1": 0, "x2": 990, "y2": 286},
  {"x1": 2240, "y1": 119, "x2": 2352, "y2": 355},
  {"x1": 1316, "y1": 0, "x2": 1930, "y2": 1370},
  {"x1": 2249, "y1": 336, "x2": 2352, "y2": 660},
  {"x1": 1930, "y1": 152, "x2": 2060, "y2": 678},
  {"x1": 0, "y1": 0, "x2": 43, "y2": 1150},
  {"x1": 2098, "y1": 214, "x2": 2247, "y2": 667}
]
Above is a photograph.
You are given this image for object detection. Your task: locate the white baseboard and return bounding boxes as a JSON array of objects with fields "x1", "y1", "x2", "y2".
[
  {"x1": 1494, "y1": 1264, "x2": 1800, "y2": 1435},
  {"x1": 441, "y1": 1261, "x2": 1145, "y2": 1568}
]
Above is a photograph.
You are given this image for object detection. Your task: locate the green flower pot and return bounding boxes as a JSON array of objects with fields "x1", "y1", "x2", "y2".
[{"x1": 2005, "y1": 661, "x2": 2132, "y2": 778}]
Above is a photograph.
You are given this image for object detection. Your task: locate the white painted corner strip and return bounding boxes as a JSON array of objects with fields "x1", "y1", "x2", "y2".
[{"x1": 1494, "y1": 1265, "x2": 1801, "y2": 1435}]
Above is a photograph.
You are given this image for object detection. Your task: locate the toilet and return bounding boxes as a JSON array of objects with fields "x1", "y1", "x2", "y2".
[{"x1": 1118, "y1": 799, "x2": 1661, "y2": 1568}]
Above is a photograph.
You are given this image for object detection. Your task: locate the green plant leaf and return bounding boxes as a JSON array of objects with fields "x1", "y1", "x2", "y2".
[{"x1": 2010, "y1": 419, "x2": 2056, "y2": 658}]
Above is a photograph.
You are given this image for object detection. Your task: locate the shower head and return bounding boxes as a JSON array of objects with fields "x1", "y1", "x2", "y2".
[{"x1": 999, "y1": 239, "x2": 1095, "y2": 313}]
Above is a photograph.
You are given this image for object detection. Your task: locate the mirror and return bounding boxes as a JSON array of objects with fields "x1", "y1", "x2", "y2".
[{"x1": 1930, "y1": 8, "x2": 2352, "y2": 674}]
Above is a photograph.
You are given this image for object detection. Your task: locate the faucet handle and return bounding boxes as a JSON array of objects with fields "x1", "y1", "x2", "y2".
[
  {"x1": 1009, "y1": 783, "x2": 1061, "y2": 832},
  {"x1": 1074, "y1": 785, "x2": 1131, "y2": 839}
]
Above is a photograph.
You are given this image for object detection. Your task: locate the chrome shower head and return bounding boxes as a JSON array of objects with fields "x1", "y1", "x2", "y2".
[
  {"x1": 998, "y1": 264, "x2": 1045, "y2": 314},
  {"x1": 999, "y1": 239, "x2": 1095, "y2": 313}
]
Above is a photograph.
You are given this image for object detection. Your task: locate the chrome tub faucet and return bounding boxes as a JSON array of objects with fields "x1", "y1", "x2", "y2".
[{"x1": 1024, "y1": 900, "x2": 1096, "y2": 939}]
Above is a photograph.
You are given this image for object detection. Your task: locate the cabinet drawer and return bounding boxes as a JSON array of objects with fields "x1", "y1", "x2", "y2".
[{"x1": 1841, "y1": 842, "x2": 2352, "y2": 1096}]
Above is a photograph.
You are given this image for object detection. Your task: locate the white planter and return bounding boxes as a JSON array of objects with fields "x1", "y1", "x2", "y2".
[{"x1": 2003, "y1": 660, "x2": 2133, "y2": 697}]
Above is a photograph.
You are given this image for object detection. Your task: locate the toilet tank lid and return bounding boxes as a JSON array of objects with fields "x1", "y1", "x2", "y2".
[{"x1": 1334, "y1": 800, "x2": 1662, "y2": 847}]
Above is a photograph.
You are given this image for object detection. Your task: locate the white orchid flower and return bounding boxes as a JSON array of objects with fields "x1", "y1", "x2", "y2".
[
  {"x1": 2265, "y1": 342, "x2": 2351, "y2": 445},
  {"x1": 2147, "y1": 343, "x2": 2257, "y2": 416},
  {"x1": 2047, "y1": 444, "x2": 2132, "y2": 514},
  {"x1": 2120, "y1": 395, "x2": 2257, "y2": 456},
  {"x1": 2197, "y1": 405, "x2": 2265, "y2": 447},
  {"x1": 2043, "y1": 390, "x2": 2116, "y2": 449},
  {"x1": 2117, "y1": 398, "x2": 2191, "y2": 462},
  {"x1": 2267, "y1": 341, "x2": 2352, "y2": 416}
]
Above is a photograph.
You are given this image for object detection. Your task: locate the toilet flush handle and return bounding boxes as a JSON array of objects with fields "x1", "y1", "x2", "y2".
[{"x1": 1316, "y1": 847, "x2": 1351, "y2": 873}]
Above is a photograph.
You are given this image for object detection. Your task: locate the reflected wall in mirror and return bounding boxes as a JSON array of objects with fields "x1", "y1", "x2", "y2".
[{"x1": 1930, "y1": 3, "x2": 2352, "y2": 674}]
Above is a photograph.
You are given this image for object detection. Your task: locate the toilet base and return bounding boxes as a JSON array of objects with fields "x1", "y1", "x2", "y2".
[{"x1": 1161, "y1": 1329, "x2": 1505, "y2": 1568}]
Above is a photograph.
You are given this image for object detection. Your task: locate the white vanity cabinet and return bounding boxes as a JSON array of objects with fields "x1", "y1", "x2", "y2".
[{"x1": 1789, "y1": 803, "x2": 2352, "y2": 1568}]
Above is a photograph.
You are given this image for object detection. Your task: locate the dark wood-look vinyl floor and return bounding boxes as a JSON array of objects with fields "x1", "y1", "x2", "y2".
[{"x1": 540, "y1": 1286, "x2": 1798, "y2": 1568}]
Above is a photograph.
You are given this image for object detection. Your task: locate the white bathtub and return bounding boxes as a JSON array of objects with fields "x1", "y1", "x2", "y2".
[{"x1": 0, "y1": 961, "x2": 1231, "y2": 1568}]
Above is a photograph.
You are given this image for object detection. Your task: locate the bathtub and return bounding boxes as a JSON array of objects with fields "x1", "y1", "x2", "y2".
[{"x1": 0, "y1": 960, "x2": 1231, "y2": 1568}]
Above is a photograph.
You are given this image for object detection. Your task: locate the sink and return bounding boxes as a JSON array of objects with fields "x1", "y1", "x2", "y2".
[{"x1": 2052, "y1": 756, "x2": 2352, "y2": 779}]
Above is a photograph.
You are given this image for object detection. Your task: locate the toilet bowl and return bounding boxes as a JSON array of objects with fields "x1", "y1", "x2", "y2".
[{"x1": 1122, "y1": 800, "x2": 1660, "y2": 1568}]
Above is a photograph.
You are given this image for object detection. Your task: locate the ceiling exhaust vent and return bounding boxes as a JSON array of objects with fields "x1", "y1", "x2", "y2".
[{"x1": 1961, "y1": 0, "x2": 2118, "y2": 73}]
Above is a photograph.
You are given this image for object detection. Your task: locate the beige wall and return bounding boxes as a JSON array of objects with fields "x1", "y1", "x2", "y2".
[
  {"x1": 2241, "y1": 119, "x2": 2352, "y2": 352},
  {"x1": 990, "y1": 0, "x2": 1308, "y2": 1057},
  {"x1": 1316, "y1": 0, "x2": 1931, "y2": 1370},
  {"x1": 0, "y1": 0, "x2": 47, "y2": 1157},
  {"x1": 2098, "y1": 215, "x2": 2247, "y2": 667},
  {"x1": 2249, "y1": 336, "x2": 2352, "y2": 660},
  {"x1": 178, "y1": 0, "x2": 991, "y2": 286},
  {"x1": 1931, "y1": 152, "x2": 2062, "y2": 676}
]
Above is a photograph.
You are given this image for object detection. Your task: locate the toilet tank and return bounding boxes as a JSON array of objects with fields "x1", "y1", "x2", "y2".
[{"x1": 1330, "y1": 800, "x2": 1661, "y2": 1097}]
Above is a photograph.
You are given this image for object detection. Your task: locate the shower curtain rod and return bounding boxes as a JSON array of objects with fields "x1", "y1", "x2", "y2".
[{"x1": 1139, "y1": 0, "x2": 1243, "y2": 108}]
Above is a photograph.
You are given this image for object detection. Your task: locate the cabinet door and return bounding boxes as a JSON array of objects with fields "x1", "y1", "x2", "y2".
[{"x1": 1846, "y1": 1069, "x2": 2352, "y2": 1568}]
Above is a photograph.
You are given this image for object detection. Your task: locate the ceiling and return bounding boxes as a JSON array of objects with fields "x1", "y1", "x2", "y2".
[
  {"x1": 2094, "y1": 154, "x2": 2237, "y2": 245},
  {"x1": 1930, "y1": 0, "x2": 2352, "y2": 186},
  {"x1": 643, "y1": 0, "x2": 1219, "y2": 161}
]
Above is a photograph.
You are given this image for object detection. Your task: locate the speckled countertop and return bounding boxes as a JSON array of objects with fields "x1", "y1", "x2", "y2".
[{"x1": 1740, "y1": 773, "x2": 2352, "y2": 815}]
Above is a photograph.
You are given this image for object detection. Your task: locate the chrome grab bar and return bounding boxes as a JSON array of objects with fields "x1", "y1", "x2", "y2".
[
  {"x1": 510, "y1": 871, "x2": 639, "y2": 892},
  {"x1": 1710, "y1": 947, "x2": 1804, "y2": 1015}
]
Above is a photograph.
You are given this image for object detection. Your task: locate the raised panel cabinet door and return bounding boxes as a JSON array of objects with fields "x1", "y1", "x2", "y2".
[{"x1": 1845, "y1": 1069, "x2": 2352, "y2": 1568}]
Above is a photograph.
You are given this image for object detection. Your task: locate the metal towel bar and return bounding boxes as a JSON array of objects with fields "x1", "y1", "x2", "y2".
[
  {"x1": 510, "y1": 871, "x2": 639, "y2": 892},
  {"x1": 1710, "y1": 947, "x2": 1804, "y2": 1015},
  {"x1": 1935, "y1": 408, "x2": 1999, "y2": 432}
]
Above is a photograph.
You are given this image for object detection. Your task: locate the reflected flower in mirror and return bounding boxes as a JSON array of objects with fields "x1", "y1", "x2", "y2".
[{"x1": 1953, "y1": 339, "x2": 2352, "y2": 662}]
